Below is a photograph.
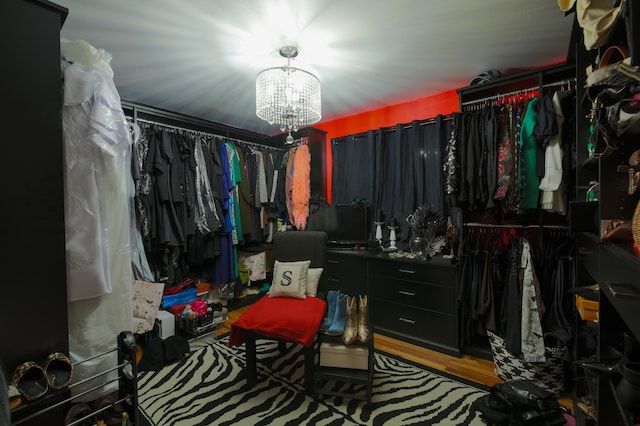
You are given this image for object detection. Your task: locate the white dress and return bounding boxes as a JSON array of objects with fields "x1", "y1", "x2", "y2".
[{"x1": 62, "y1": 39, "x2": 133, "y2": 399}]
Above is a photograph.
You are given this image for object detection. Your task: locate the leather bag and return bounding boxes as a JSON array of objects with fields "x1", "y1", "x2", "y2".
[
  {"x1": 587, "y1": 44, "x2": 630, "y2": 87},
  {"x1": 473, "y1": 380, "x2": 566, "y2": 426},
  {"x1": 587, "y1": 59, "x2": 640, "y2": 157}
]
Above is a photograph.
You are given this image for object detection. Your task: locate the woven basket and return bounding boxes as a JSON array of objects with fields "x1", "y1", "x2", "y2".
[
  {"x1": 633, "y1": 200, "x2": 640, "y2": 247},
  {"x1": 487, "y1": 330, "x2": 566, "y2": 396}
]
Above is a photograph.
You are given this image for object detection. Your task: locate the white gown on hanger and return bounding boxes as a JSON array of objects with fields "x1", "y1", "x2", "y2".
[{"x1": 61, "y1": 39, "x2": 133, "y2": 399}]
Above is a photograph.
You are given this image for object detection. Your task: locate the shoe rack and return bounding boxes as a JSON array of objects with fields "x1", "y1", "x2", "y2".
[{"x1": 11, "y1": 331, "x2": 138, "y2": 426}]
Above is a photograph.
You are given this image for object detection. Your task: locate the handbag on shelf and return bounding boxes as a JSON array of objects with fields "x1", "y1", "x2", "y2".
[
  {"x1": 587, "y1": 44, "x2": 630, "y2": 87},
  {"x1": 587, "y1": 54, "x2": 640, "y2": 157}
]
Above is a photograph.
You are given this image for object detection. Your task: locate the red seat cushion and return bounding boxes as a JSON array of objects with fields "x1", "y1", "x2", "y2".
[{"x1": 228, "y1": 295, "x2": 327, "y2": 348}]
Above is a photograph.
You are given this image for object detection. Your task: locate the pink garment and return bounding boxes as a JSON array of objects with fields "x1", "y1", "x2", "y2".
[{"x1": 290, "y1": 144, "x2": 311, "y2": 229}]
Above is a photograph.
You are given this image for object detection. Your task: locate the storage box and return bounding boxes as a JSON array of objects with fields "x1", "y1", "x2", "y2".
[
  {"x1": 155, "y1": 310, "x2": 175, "y2": 338},
  {"x1": 575, "y1": 295, "x2": 599, "y2": 321},
  {"x1": 320, "y1": 343, "x2": 369, "y2": 370}
]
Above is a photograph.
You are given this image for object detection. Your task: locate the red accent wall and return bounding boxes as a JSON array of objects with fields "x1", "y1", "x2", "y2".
[{"x1": 314, "y1": 89, "x2": 459, "y2": 203}]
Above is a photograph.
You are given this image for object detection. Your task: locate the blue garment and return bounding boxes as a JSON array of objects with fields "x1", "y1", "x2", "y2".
[{"x1": 212, "y1": 141, "x2": 237, "y2": 284}]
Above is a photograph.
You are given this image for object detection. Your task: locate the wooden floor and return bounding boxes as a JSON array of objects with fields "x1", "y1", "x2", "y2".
[{"x1": 218, "y1": 302, "x2": 573, "y2": 410}]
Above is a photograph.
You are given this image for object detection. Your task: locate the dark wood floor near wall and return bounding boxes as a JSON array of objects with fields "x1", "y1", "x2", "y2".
[{"x1": 217, "y1": 302, "x2": 573, "y2": 410}]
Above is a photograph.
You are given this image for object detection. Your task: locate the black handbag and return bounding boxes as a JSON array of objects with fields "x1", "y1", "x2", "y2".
[
  {"x1": 473, "y1": 380, "x2": 567, "y2": 426},
  {"x1": 588, "y1": 63, "x2": 640, "y2": 158}
]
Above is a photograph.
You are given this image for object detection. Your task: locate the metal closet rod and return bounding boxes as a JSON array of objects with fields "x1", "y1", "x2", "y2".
[
  {"x1": 134, "y1": 117, "x2": 282, "y2": 152},
  {"x1": 464, "y1": 222, "x2": 570, "y2": 230},
  {"x1": 461, "y1": 77, "x2": 576, "y2": 107},
  {"x1": 332, "y1": 114, "x2": 453, "y2": 142},
  {"x1": 122, "y1": 100, "x2": 273, "y2": 144}
]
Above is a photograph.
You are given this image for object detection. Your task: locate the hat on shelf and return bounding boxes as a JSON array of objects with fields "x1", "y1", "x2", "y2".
[{"x1": 469, "y1": 70, "x2": 502, "y2": 86}]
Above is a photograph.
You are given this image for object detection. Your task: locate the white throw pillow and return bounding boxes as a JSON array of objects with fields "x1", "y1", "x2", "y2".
[
  {"x1": 269, "y1": 260, "x2": 311, "y2": 299},
  {"x1": 306, "y1": 268, "x2": 324, "y2": 297}
]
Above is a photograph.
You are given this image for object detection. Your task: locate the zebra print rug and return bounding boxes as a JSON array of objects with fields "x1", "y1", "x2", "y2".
[{"x1": 138, "y1": 336, "x2": 488, "y2": 425}]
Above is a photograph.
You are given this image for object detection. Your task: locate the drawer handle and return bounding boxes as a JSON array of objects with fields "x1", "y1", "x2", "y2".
[
  {"x1": 327, "y1": 259, "x2": 340, "y2": 264},
  {"x1": 399, "y1": 317, "x2": 416, "y2": 324},
  {"x1": 398, "y1": 268, "x2": 416, "y2": 274},
  {"x1": 328, "y1": 278, "x2": 340, "y2": 283},
  {"x1": 398, "y1": 290, "x2": 416, "y2": 296}
]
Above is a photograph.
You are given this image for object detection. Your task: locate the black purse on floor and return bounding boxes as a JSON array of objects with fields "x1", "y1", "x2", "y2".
[{"x1": 473, "y1": 379, "x2": 567, "y2": 426}]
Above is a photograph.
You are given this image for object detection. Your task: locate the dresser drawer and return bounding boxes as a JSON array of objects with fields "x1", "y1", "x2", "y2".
[
  {"x1": 371, "y1": 300, "x2": 458, "y2": 351},
  {"x1": 322, "y1": 253, "x2": 367, "y2": 295},
  {"x1": 369, "y1": 275, "x2": 455, "y2": 314},
  {"x1": 369, "y1": 259, "x2": 456, "y2": 287},
  {"x1": 325, "y1": 254, "x2": 366, "y2": 273}
]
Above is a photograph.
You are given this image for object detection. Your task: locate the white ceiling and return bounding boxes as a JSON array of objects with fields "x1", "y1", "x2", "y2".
[{"x1": 55, "y1": 0, "x2": 575, "y2": 136}]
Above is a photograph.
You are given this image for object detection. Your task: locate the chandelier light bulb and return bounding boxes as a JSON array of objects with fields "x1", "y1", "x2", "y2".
[{"x1": 256, "y1": 45, "x2": 321, "y2": 136}]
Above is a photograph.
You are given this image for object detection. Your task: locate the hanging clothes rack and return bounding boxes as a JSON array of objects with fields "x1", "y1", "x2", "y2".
[
  {"x1": 332, "y1": 114, "x2": 453, "y2": 143},
  {"x1": 542, "y1": 78, "x2": 576, "y2": 91},
  {"x1": 134, "y1": 117, "x2": 282, "y2": 152},
  {"x1": 464, "y1": 222, "x2": 570, "y2": 230},
  {"x1": 460, "y1": 77, "x2": 576, "y2": 109},
  {"x1": 461, "y1": 87, "x2": 538, "y2": 109},
  {"x1": 214, "y1": 134, "x2": 283, "y2": 152},
  {"x1": 134, "y1": 117, "x2": 212, "y2": 138},
  {"x1": 286, "y1": 136, "x2": 309, "y2": 148},
  {"x1": 121, "y1": 100, "x2": 277, "y2": 146}
]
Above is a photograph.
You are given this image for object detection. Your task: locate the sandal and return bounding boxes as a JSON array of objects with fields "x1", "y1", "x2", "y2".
[
  {"x1": 8, "y1": 385, "x2": 22, "y2": 410},
  {"x1": 44, "y1": 352, "x2": 73, "y2": 390},
  {"x1": 11, "y1": 361, "x2": 48, "y2": 401},
  {"x1": 64, "y1": 402, "x2": 93, "y2": 426}
]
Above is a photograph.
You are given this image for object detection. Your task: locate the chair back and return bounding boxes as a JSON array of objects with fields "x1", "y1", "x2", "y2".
[{"x1": 272, "y1": 231, "x2": 327, "y2": 268}]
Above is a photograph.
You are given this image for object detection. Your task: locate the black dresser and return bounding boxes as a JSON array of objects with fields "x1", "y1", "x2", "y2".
[{"x1": 320, "y1": 249, "x2": 460, "y2": 357}]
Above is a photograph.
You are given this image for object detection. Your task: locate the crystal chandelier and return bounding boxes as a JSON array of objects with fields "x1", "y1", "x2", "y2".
[{"x1": 256, "y1": 46, "x2": 321, "y2": 141}]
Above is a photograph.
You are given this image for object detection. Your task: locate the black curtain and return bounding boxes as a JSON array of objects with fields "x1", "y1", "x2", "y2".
[
  {"x1": 331, "y1": 132, "x2": 376, "y2": 205},
  {"x1": 332, "y1": 117, "x2": 449, "y2": 243}
]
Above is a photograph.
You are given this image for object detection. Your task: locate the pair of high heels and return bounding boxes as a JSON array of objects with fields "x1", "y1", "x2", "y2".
[{"x1": 11, "y1": 352, "x2": 73, "y2": 401}]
